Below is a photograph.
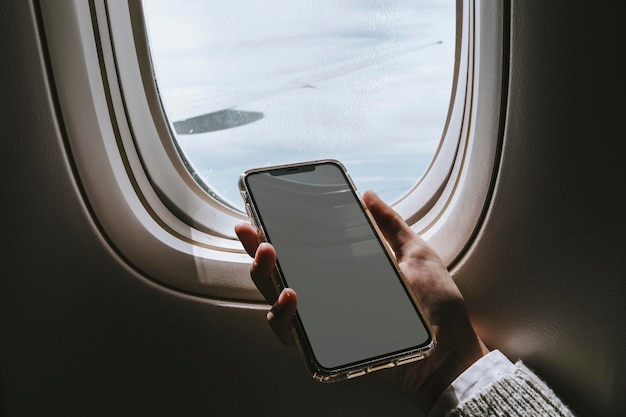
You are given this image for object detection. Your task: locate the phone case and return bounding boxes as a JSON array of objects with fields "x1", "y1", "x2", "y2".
[{"x1": 239, "y1": 159, "x2": 436, "y2": 382}]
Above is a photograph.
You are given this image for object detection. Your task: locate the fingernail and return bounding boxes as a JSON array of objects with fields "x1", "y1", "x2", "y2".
[{"x1": 281, "y1": 289, "x2": 296, "y2": 303}]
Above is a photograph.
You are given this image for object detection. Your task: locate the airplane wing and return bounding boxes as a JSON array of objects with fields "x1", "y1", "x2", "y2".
[{"x1": 164, "y1": 40, "x2": 443, "y2": 133}]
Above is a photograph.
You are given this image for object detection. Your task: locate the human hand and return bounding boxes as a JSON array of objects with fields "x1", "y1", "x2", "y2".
[{"x1": 235, "y1": 190, "x2": 488, "y2": 413}]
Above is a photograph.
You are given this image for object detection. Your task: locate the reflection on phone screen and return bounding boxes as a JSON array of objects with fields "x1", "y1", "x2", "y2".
[{"x1": 246, "y1": 162, "x2": 430, "y2": 369}]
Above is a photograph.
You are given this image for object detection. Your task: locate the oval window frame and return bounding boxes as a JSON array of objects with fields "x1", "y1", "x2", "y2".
[{"x1": 39, "y1": 0, "x2": 507, "y2": 299}]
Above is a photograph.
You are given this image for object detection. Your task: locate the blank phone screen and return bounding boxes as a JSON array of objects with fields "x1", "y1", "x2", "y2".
[{"x1": 245, "y1": 162, "x2": 430, "y2": 369}]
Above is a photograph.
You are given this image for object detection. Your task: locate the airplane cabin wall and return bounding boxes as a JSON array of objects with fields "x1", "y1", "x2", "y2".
[
  {"x1": 454, "y1": 1, "x2": 625, "y2": 415},
  {"x1": 1, "y1": 1, "x2": 624, "y2": 416}
]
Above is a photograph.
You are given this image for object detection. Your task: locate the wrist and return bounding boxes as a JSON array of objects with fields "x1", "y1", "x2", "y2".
[{"x1": 413, "y1": 335, "x2": 489, "y2": 413}]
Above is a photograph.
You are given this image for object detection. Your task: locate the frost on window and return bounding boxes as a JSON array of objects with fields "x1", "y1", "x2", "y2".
[{"x1": 143, "y1": 0, "x2": 455, "y2": 211}]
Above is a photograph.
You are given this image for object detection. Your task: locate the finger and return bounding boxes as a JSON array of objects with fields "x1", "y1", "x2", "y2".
[
  {"x1": 267, "y1": 288, "x2": 298, "y2": 346},
  {"x1": 362, "y1": 190, "x2": 419, "y2": 257},
  {"x1": 251, "y1": 242, "x2": 280, "y2": 304},
  {"x1": 235, "y1": 222, "x2": 260, "y2": 258},
  {"x1": 236, "y1": 223, "x2": 282, "y2": 304}
]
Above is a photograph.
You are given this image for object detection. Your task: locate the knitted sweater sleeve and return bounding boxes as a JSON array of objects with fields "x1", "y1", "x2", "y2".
[{"x1": 445, "y1": 362, "x2": 574, "y2": 417}]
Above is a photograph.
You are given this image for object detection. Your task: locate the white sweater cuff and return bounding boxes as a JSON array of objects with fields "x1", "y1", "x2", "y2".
[{"x1": 428, "y1": 349, "x2": 516, "y2": 417}]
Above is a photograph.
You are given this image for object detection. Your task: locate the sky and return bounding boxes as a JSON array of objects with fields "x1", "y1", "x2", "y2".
[{"x1": 143, "y1": 0, "x2": 455, "y2": 210}]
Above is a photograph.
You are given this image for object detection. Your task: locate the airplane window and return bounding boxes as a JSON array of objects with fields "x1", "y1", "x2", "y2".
[
  {"x1": 142, "y1": 0, "x2": 455, "y2": 211},
  {"x1": 39, "y1": 0, "x2": 502, "y2": 301},
  {"x1": 40, "y1": 0, "x2": 506, "y2": 296}
]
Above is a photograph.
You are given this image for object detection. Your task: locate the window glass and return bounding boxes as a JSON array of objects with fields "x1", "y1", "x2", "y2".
[{"x1": 143, "y1": 0, "x2": 455, "y2": 211}]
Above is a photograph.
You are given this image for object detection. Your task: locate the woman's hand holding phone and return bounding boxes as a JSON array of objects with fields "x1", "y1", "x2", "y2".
[{"x1": 235, "y1": 190, "x2": 489, "y2": 414}]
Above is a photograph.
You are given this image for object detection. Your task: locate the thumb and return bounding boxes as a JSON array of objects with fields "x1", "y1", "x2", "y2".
[{"x1": 362, "y1": 190, "x2": 418, "y2": 258}]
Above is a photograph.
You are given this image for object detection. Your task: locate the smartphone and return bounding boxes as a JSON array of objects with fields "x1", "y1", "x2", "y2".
[{"x1": 239, "y1": 159, "x2": 435, "y2": 382}]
